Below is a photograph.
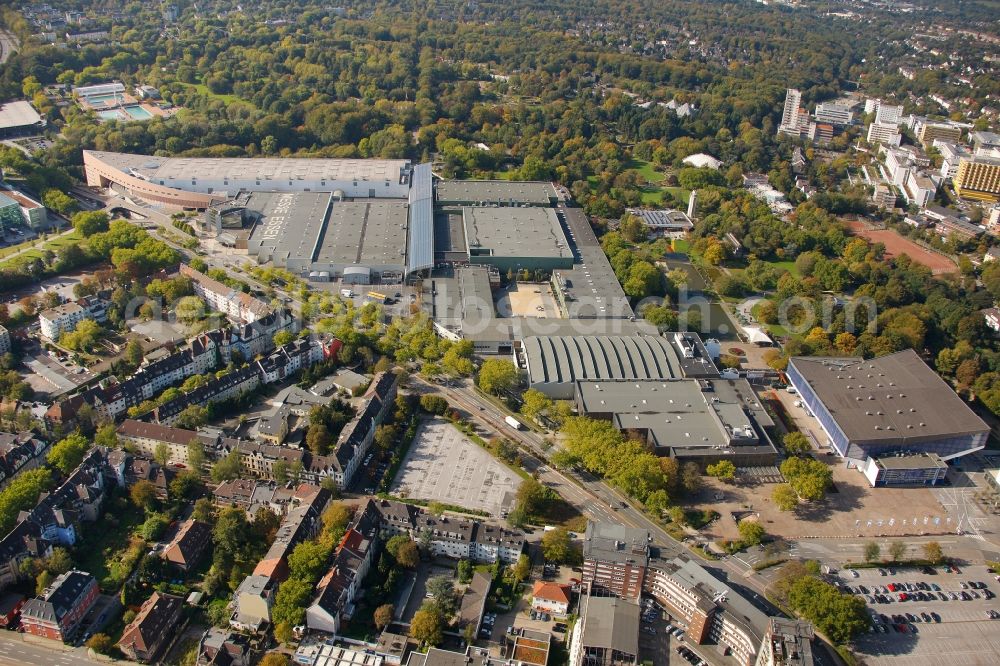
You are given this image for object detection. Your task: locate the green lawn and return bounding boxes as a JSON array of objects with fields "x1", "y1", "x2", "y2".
[
  {"x1": 0, "y1": 229, "x2": 82, "y2": 270},
  {"x1": 623, "y1": 158, "x2": 665, "y2": 183},
  {"x1": 75, "y1": 499, "x2": 145, "y2": 590},
  {"x1": 671, "y1": 238, "x2": 690, "y2": 254},
  {"x1": 182, "y1": 82, "x2": 244, "y2": 105},
  {"x1": 640, "y1": 187, "x2": 665, "y2": 205},
  {"x1": 664, "y1": 187, "x2": 691, "y2": 205}
]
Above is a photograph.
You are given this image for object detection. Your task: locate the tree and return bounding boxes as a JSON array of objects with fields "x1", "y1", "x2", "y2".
[
  {"x1": 521, "y1": 389, "x2": 553, "y2": 421},
  {"x1": 541, "y1": 527, "x2": 572, "y2": 563},
  {"x1": 260, "y1": 654, "x2": 291, "y2": 666},
  {"x1": 457, "y1": 559, "x2": 474, "y2": 583},
  {"x1": 410, "y1": 606, "x2": 443, "y2": 646},
  {"x1": 187, "y1": 439, "x2": 206, "y2": 470},
  {"x1": 274, "y1": 330, "x2": 294, "y2": 347},
  {"x1": 738, "y1": 520, "x2": 765, "y2": 547},
  {"x1": 864, "y1": 541, "x2": 881, "y2": 563},
  {"x1": 35, "y1": 570, "x2": 53, "y2": 596},
  {"x1": 47, "y1": 433, "x2": 89, "y2": 475},
  {"x1": 772, "y1": 484, "x2": 798, "y2": 512},
  {"x1": 272, "y1": 578, "x2": 312, "y2": 627},
  {"x1": 45, "y1": 548, "x2": 72, "y2": 575},
  {"x1": 478, "y1": 359, "x2": 519, "y2": 395},
  {"x1": 193, "y1": 497, "x2": 215, "y2": 524},
  {"x1": 211, "y1": 449, "x2": 242, "y2": 482},
  {"x1": 306, "y1": 423, "x2": 331, "y2": 456},
  {"x1": 94, "y1": 423, "x2": 118, "y2": 449},
  {"x1": 782, "y1": 432, "x2": 811, "y2": 456},
  {"x1": 396, "y1": 540, "x2": 421, "y2": 569},
  {"x1": 71, "y1": 211, "x2": 110, "y2": 237},
  {"x1": 888, "y1": 541, "x2": 908, "y2": 563},
  {"x1": 512, "y1": 553, "x2": 531, "y2": 583},
  {"x1": 706, "y1": 460, "x2": 736, "y2": 482},
  {"x1": 923, "y1": 541, "x2": 943, "y2": 564},
  {"x1": 425, "y1": 576, "x2": 459, "y2": 616},
  {"x1": 374, "y1": 604, "x2": 395, "y2": 630},
  {"x1": 374, "y1": 424, "x2": 398, "y2": 450},
  {"x1": 130, "y1": 480, "x2": 158, "y2": 511},
  {"x1": 154, "y1": 442, "x2": 171, "y2": 465},
  {"x1": 419, "y1": 395, "x2": 448, "y2": 414},
  {"x1": 274, "y1": 622, "x2": 294, "y2": 645},
  {"x1": 681, "y1": 462, "x2": 702, "y2": 496},
  {"x1": 85, "y1": 633, "x2": 115, "y2": 655},
  {"x1": 288, "y1": 540, "x2": 332, "y2": 582}
]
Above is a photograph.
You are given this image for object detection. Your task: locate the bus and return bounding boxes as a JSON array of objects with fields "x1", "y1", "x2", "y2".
[{"x1": 366, "y1": 291, "x2": 388, "y2": 303}]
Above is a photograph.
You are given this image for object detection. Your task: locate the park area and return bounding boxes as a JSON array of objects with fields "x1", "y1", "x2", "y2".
[
  {"x1": 390, "y1": 418, "x2": 522, "y2": 517},
  {"x1": 845, "y1": 220, "x2": 957, "y2": 275}
]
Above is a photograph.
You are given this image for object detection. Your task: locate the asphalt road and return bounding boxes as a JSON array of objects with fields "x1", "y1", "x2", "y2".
[
  {"x1": 0, "y1": 633, "x2": 117, "y2": 666},
  {"x1": 0, "y1": 30, "x2": 18, "y2": 64},
  {"x1": 421, "y1": 378, "x2": 774, "y2": 602}
]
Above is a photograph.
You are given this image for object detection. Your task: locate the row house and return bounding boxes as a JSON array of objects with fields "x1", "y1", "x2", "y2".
[
  {"x1": 118, "y1": 592, "x2": 185, "y2": 663},
  {"x1": 0, "y1": 449, "x2": 108, "y2": 591},
  {"x1": 373, "y1": 499, "x2": 525, "y2": 565},
  {"x1": 231, "y1": 485, "x2": 330, "y2": 631},
  {"x1": 107, "y1": 449, "x2": 176, "y2": 498},
  {"x1": 330, "y1": 371, "x2": 399, "y2": 488},
  {"x1": 116, "y1": 420, "x2": 215, "y2": 465},
  {"x1": 152, "y1": 365, "x2": 261, "y2": 425},
  {"x1": 305, "y1": 500, "x2": 381, "y2": 634},
  {"x1": 180, "y1": 264, "x2": 273, "y2": 324},
  {"x1": 0, "y1": 432, "x2": 50, "y2": 490}
]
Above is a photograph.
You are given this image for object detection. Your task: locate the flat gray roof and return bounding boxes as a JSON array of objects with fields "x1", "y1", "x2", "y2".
[
  {"x1": 88, "y1": 150, "x2": 409, "y2": 183},
  {"x1": 789, "y1": 350, "x2": 989, "y2": 445},
  {"x1": 0, "y1": 101, "x2": 43, "y2": 130},
  {"x1": 874, "y1": 452, "x2": 947, "y2": 470},
  {"x1": 553, "y1": 245, "x2": 634, "y2": 318},
  {"x1": 316, "y1": 200, "x2": 408, "y2": 269},
  {"x1": 579, "y1": 379, "x2": 760, "y2": 449},
  {"x1": 578, "y1": 595, "x2": 640, "y2": 657},
  {"x1": 245, "y1": 192, "x2": 331, "y2": 266},
  {"x1": 425, "y1": 267, "x2": 496, "y2": 335},
  {"x1": 437, "y1": 180, "x2": 557, "y2": 205},
  {"x1": 583, "y1": 522, "x2": 649, "y2": 565},
  {"x1": 463, "y1": 207, "x2": 572, "y2": 260},
  {"x1": 626, "y1": 209, "x2": 693, "y2": 230}
]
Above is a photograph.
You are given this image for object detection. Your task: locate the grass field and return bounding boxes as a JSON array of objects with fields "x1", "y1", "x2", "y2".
[
  {"x1": 182, "y1": 82, "x2": 244, "y2": 105},
  {"x1": 0, "y1": 229, "x2": 83, "y2": 270},
  {"x1": 624, "y1": 158, "x2": 665, "y2": 183}
]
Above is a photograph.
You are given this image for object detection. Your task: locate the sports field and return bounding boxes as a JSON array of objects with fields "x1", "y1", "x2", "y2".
[{"x1": 845, "y1": 220, "x2": 957, "y2": 275}]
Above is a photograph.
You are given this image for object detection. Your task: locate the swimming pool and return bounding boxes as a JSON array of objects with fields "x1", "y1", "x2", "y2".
[
  {"x1": 82, "y1": 93, "x2": 123, "y2": 106},
  {"x1": 123, "y1": 105, "x2": 153, "y2": 119},
  {"x1": 96, "y1": 106, "x2": 154, "y2": 122}
]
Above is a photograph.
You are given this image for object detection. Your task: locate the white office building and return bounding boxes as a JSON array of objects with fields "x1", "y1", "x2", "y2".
[
  {"x1": 815, "y1": 103, "x2": 853, "y2": 126},
  {"x1": 867, "y1": 121, "x2": 902, "y2": 146},
  {"x1": 875, "y1": 103, "x2": 903, "y2": 126}
]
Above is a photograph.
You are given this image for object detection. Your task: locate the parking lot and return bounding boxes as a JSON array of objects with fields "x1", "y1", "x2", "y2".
[
  {"x1": 391, "y1": 418, "x2": 521, "y2": 517},
  {"x1": 844, "y1": 565, "x2": 1000, "y2": 665}
]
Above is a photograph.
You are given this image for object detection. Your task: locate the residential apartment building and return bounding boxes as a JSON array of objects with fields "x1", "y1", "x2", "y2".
[
  {"x1": 162, "y1": 519, "x2": 212, "y2": 571},
  {"x1": 0, "y1": 449, "x2": 108, "y2": 591},
  {"x1": 118, "y1": 592, "x2": 184, "y2": 663},
  {"x1": 581, "y1": 523, "x2": 649, "y2": 601},
  {"x1": 874, "y1": 103, "x2": 903, "y2": 126},
  {"x1": 778, "y1": 89, "x2": 806, "y2": 136},
  {"x1": 0, "y1": 431, "x2": 49, "y2": 490},
  {"x1": 568, "y1": 593, "x2": 639, "y2": 666},
  {"x1": 117, "y1": 420, "x2": 212, "y2": 465},
  {"x1": 871, "y1": 183, "x2": 897, "y2": 209},
  {"x1": 754, "y1": 618, "x2": 814, "y2": 666},
  {"x1": 375, "y1": 499, "x2": 525, "y2": 564},
  {"x1": 38, "y1": 296, "x2": 108, "y2": 341},
  {"x1": 954, "y1": 154, "x2": 1000, "y2": 203},
  {"x1": 866, "y1": 122, "x2": 901, "y2": 146},
  {"x1": 902, "y1": 171, "x2": 937, "y2": 209},
  {"x1": 180, "y1": 264, "x2": 273, "y2": 323},
  {"x1": 306, "y1": 501, "x2": 381, "y2": 634},
  {"x1": 20, "y1": 570, "x2": 99, "y2": 642}
]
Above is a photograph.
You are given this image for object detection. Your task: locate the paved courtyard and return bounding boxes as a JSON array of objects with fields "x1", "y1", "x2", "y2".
[
  {"x1": 391, "y1": 418, "x2": 521, "y2": 517},
  {"x1": 497, "y1": 283, "x2": 560, "y2": 319}
]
